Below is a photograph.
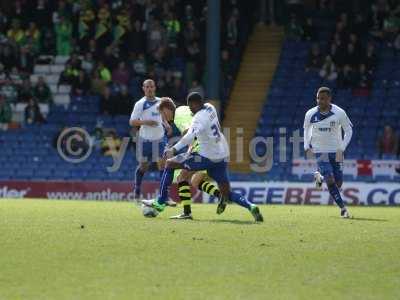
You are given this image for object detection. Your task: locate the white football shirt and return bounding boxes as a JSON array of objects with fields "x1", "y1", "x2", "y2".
[
  {"x1": 130, "y1": 97, "x2": 164, "y2": 141},
  {"x1": 174, "y1": 103, "x2": 229, "y2": 160},
  {"x1": 303, "y1": 104, "x2": 353, "y2": 153}
]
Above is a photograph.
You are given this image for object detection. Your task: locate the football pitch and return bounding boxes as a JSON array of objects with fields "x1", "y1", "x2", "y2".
[{"x1": 0, "y1": 200, "x2": 399, "y2": 300}]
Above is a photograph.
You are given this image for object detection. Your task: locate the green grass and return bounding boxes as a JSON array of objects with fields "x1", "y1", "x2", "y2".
[{"x1": 0, "y1": 200, "x2": 399, "y2": 300}]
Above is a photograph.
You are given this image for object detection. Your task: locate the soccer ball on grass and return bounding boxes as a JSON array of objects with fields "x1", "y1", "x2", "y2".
[{"x1": 142, "y1": 204, "x2": 159, "y2": 218}]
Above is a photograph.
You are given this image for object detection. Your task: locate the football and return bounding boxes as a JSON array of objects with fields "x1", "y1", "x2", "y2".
[{"x1": 142, "y1": 204, "x2": 159, "y2": 218}]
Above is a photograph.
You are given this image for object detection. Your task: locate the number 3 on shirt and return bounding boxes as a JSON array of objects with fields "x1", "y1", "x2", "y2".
[{"x1": 211, "y1": 124, "x2": 221, "y2": 141}]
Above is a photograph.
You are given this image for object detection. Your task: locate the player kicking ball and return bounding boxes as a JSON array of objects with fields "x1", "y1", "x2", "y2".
[
  {"x1": 303, "y1": 87, "x2": 353, "y2": 218},
  {"x1": 143, "y1": 92, "x2": 264, "y2": 222},
  {"x1": 158, "y1": 97, "x2": 224, "y2": 220}
]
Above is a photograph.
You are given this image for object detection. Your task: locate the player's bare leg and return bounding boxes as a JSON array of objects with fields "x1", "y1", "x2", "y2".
[{"x1": 216, "y1": 182, "x2": 230, "y2": 214}]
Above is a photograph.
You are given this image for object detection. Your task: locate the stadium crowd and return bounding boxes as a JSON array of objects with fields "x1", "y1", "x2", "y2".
[
  {"x1": 287, "y1": 0, "x2": 400, "y2": 96},
  {"x1": 0, "y1": 0, "x2": 249, "y2": 128}
]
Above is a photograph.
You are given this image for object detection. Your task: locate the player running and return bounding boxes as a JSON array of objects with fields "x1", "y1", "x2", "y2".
[
  {"x1": 303, "y1": 87, "x2": 353, "y2": 218},
  {"x1": 158, "y1": 97, "x2": 222, "y2": 220},
  {"x1": 143, "y1": 92, "x2": 264, "y2": 222},
  {"x1": 129, "y1": 79, "x2": 175, "y2": 206}
]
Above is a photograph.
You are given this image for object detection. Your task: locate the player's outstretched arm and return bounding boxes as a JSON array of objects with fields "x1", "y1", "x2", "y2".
[
  {"x1": 130, "y1": 119, "x2": 158, "y2": 127},
  {"x1": 173, "y1": 119, "x2": 202, "y2": 152}
]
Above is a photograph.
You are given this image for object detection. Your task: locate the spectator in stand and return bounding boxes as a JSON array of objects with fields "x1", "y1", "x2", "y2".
[
  {"x1": 95, "y1": 3, "x2": 112, "y2": 51},
  {"x1": 2, "y1": 67, "x2": 19, "y2": 103},
  {"x1": 305, "y1": 43, "x2": 323, "y2": 72},
  {"x1": 90, "y1": 71, "x2": 107, "y2": 95},
  {"x1": 344, "y1": 43, "x2": 360, "y2": 70},
  {"x1": 188, "y1": 80, "x2": 205, "y2": 98},
  {"x1": 87, "y1": 39, "x2": 99, "y2": 60},
  {"x1": 147, "y1": 18, "x2": 167, "y2": 52},
  {"x1": 221, "y1": 49, "x2": 234, "y2": 81},
  {"x1": 365, "y1": 42, "x2": 377, "y2": 72},
  {"x1": 0, "y1": 44, "x2": 18, "y2": 72},
  {"x1": 185, "y1": 41, "x2": 201, "y2": 85},
  {"x1": 383, "y1": 11, "x2": 400, "y2": 46},
  {"x1": 183, "y1": 20, "x2": 200, "y2": 45},
  {"x1": 72, "y1": 70, "x2": 90, "y2": 96},
  {"x1": 351, "y1": 13, "x2": 366, "y2": 37},
  {"x1": 333, "y1": 21, "x2": 348, "y2": 45},
  {"x1": 286, "y1": 0, "x2": 304, "y2": 17},
  {"x1": 77, "y1": 6, "x2": 95, "y2": 52},
  {"x1": 0, "y1": 9, "x2": 8, "y2": 33},
  {"x1": 349, "y1": 33, "x2": 362, "y2": 56},
  {"x1": 393, "y1": 31, "x2": 400, "y2": 54},
  {"x1": 25, "y1": 22, "x2": 41, "y2": 54},
  {"x1": 337, "y1": 64, "x2": 356, "y2": 89},
  {"x1": 32, "y1": 0, "x2": 52, "y2": 29},
  {"x1": 55, "y1": 16, "x2": 73, "y2": 56},
  {"x1": 102, "y1": 46, "x2": 119, "y2": 71},
  {"x1": 59, "y1": 63, "x2": 79, "y2": 85},
  {"x1": 11, "y1": 1, "x2": 26, "y2": 22},
  {"x1": 329, "y1": 43, "x2": 345, "y2": 69},
  {"x1": 354, "y1": 64, "x2": 372, "y2": 94},
  {"x1": 0, "y1": 95, "x2": 12, "y2": 130},
  {"x1": 164, "y1": 12, "x2": 180, "y2": 49},
  {"x1": 7, "y1": 19, "x2": 25, "y2": 46},
  {"x1": 82, "y1": 52, "x2": 94, "y2": 74},
  {"x1": 285, "y1": 14, "x2": 304, "y2": 41},
  {"x1": 100, "y1": 86, "x2": 117, "y2": 115},
  {"x1": 41, "y1": 28, "x2": 56, "y2": 55},
  {"x1": 226, "y1": 11, "x2": 239, "y2": 46},
  {"x1": 97, "y1": 61, "x2": 111, "y2": 83},
  {"x1": 116, "y1": 85, "x2": 131, "y2": 115},
  {"x1": 25, "y1": 97, "x2": 45, "y2": 125},
  {"x1": 132, "y1": 53, "x2": 147, "y2": 78},
  {"x1": 369, "y1": 1, "x2": 388, "y2": 39},
  {"x1": 303, "y1": 17, "x2": 317, "y2": 41},
  {"x1": 67, "y1": 53, "x2": 82, "y2": 70},
  {"x1": 9, "y1": 66, "x2": 22, "y2": 85},
  {"x1": 19, "y1": 45, "x2": 35, "y2": 73},
  {"x1": 125, "y1": 20, "x2": 146, "y2": 55},
  {"x1": 170, "y1": 77, "x2": 186, "y2": 105},
  {"x1": 0, "y1": 63, "x2": 7, "y2": 84},
  {"x1": 378, "y1": 125, "x2": 398, "y2": 159},
  {"x1": 319, "y1": 55, "x2": 338, "y2": 82},
  {"x1": 17, "y1": 78, "x2": 33, "y2": 102},
  {"x1": 33, "y1": 76, "x2": 53, "y2": 104},
  {"x1": 112, "y1": 61, "x2": 130, "y2": 87}
]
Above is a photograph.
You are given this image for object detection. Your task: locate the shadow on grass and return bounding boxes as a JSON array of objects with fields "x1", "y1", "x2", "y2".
[
  {"x1": 351, "y1": 217, "x2": 388, "y2": 222},
  {"x1": 330, "y1": 216, "x2": 388, "y2": 222},
  {"x1": 197, "y1": 219, "x2": 257, "y2": 225}
]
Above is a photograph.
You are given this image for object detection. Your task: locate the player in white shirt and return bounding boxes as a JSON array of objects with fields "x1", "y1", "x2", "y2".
[
  {"x1": 129, "y1": 79, "x2": 172, "y2": 203},
  {"x1": 303, "y1": 87, "x2": 353, "y2": 218},
  {"x1": 143, "y1": 92, "x2": 264, "y2": 222}
]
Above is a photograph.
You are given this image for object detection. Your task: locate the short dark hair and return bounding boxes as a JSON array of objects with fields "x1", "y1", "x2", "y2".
[
  {"x1": 317, "y1": 87, "x2": 331, "y2": 97},
  {"x1": 186, "y1": 92, "x2": 203, "y2": 104}
]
